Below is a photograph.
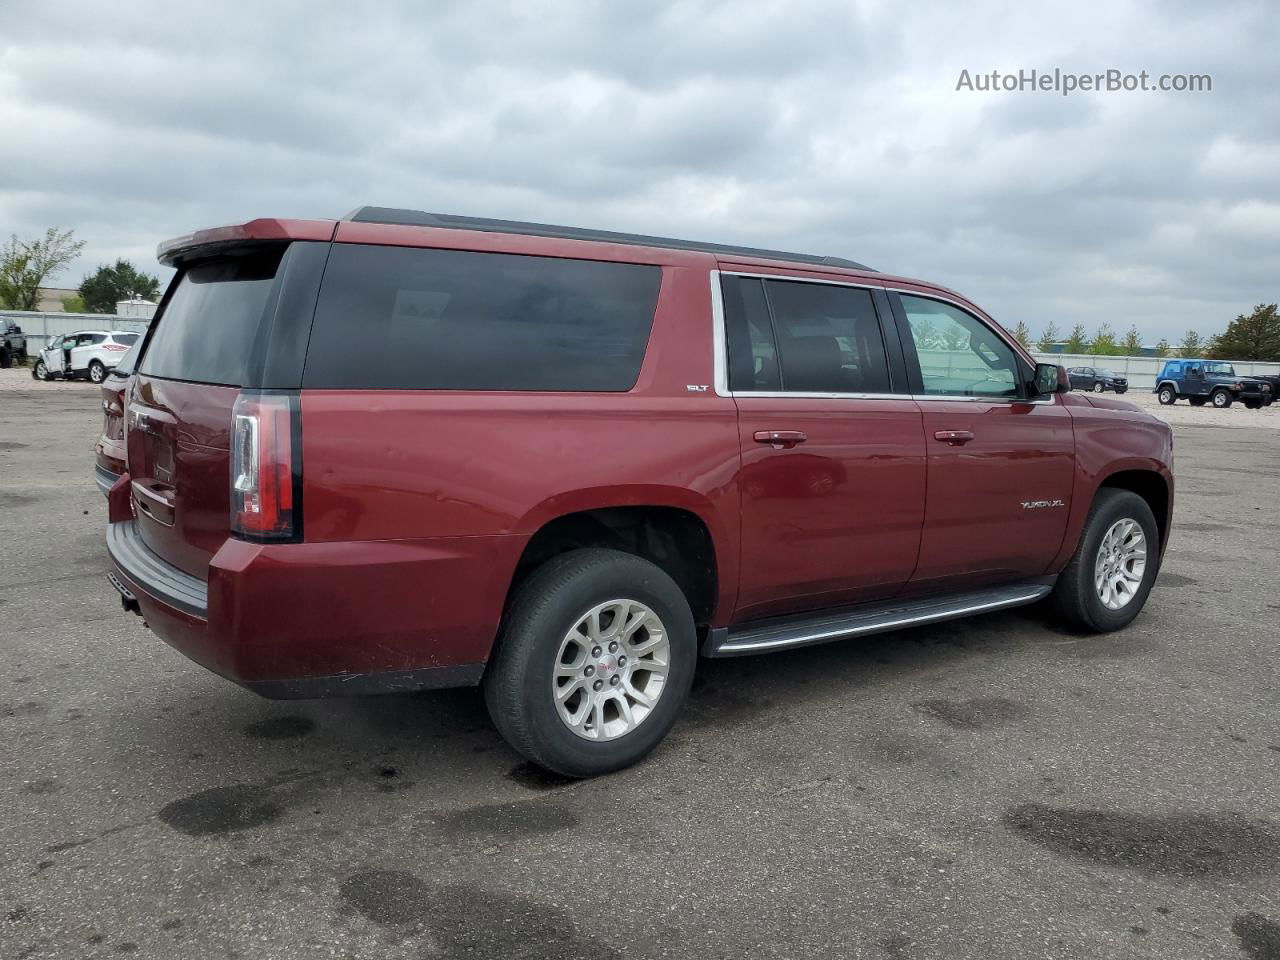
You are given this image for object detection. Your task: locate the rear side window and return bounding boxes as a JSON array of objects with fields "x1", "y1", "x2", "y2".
[
  {"x1": 723, "y1": 275, "x2": 892, "y2": 394},
  {"x1": 138, "y1": 253, "x2": 281, "y2": 386},
  {"x1": 303, "y1": 245, "x2": 662, "y2": 391}
]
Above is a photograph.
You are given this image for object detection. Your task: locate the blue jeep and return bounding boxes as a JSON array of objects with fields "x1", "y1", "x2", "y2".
[{"x1": 1153, "y1": 359, "x2": 1274, "y2": 409}]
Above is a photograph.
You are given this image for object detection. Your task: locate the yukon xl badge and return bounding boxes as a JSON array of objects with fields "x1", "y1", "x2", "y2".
[{"x1": 1021, "y1": 499, "x2": 1066, "y2": 510}]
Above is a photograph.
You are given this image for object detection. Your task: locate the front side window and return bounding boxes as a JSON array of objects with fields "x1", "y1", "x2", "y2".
[
  {"x1": 304, "y1": 245, "x2": 661, "y2": 391},
  {"x1": 901, "y1": 295, "x2": 1021, "y2": 398}
]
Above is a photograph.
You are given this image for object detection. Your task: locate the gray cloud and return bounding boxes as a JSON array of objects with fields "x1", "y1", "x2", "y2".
[{"x1": 1, "y1": 0, "x2": 1276, "y2": 342}]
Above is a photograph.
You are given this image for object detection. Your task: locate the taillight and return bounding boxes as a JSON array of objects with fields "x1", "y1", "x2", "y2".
[
  {"x1": 103, "y1": 343, "x2": 128, "y2": 352},
  {"x1": 230, "y1": 392, "x2": 301, "y2": 542}
]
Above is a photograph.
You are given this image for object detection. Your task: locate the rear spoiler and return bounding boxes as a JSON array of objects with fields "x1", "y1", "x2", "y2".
[{"x1": 157, "y1": 219, "x2": 337, "y2": 267}]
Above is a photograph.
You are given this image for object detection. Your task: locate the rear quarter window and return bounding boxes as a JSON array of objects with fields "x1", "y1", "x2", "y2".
[{"x1": 303, "y1": 244, "x2": 661, "y2": 391}]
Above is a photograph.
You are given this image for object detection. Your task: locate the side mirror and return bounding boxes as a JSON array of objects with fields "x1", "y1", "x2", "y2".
[{"x1": 1033, "y1": 362, "x2": 1070, "y2": 396}]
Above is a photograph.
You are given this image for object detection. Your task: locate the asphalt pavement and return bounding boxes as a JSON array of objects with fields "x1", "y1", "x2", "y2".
[{"x1": 2, "y1": 368, "x2": 1278, "y2": 959}]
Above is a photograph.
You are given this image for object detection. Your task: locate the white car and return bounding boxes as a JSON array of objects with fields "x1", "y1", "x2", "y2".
[{"x1": 32, "y1": 330, "x2": 143, "y2": 384}]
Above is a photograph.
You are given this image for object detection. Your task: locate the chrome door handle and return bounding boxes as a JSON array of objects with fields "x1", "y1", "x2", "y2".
[
  {"x1": 933, "y1": 429, "x2": 975, "y2": 445},
  {"x1": 754, "y1": 430, "x2": 807, "y2": 449}
]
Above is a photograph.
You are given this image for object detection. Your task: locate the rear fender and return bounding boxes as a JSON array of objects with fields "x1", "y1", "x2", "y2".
[{"x1": 513, "y1": 484, "x2": 738, "y2": 623}]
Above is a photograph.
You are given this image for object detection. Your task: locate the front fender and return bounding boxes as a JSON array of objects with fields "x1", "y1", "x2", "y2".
[{"x1": 1050, "y1": 407, "x2": 1175, "y2": 572}]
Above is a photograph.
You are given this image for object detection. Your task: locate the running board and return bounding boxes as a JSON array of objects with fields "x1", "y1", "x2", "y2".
[{"x1": 705, "y1": 581, "x2": 1054, "y2": 657}]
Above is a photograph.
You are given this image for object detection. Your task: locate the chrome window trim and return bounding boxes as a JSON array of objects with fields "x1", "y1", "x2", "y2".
[
  {"x1": 722, "y1": 270, "x2": 883, "y2": 292},
  {"x1": 709, "y1": 269, "x2": 731, "y2": 397},
  {"x1": 710, "y1": 270, "x2": 1054, "y2": 404}
]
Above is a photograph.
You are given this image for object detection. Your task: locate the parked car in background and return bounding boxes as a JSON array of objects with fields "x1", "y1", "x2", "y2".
[
  {"x1": 32, "y1": 331, "x2": 142, "y2": 384},
  {"x1": 94, "y1": 340, "x2": 142, "y2": 496},
  {"x1": 1154, "y1": 359, "x2": 1273, "y2": 408},
  {"x1": 104, "y1": 209, "x2": 1174, "y2": 777},
  {"x1": 0, "y1": 318, "x2": 27, "y2": 368},
  {"x1": 1067, "y1": 366, "x2": 1128, "y2": 393}
]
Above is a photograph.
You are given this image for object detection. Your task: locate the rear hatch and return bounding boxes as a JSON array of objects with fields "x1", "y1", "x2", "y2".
[{"x1": 125, "y1": 251, "x2": 286, "y2": 579}]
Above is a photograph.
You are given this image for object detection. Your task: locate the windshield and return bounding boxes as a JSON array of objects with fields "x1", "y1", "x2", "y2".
[{"x1": 1202, "y1": 361, "x2": 1236, "y2": 376}]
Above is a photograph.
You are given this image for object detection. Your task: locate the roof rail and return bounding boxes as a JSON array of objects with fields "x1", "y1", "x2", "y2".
[{"x1": 343, "y1": 207, "x2": 873, "y2": 271}]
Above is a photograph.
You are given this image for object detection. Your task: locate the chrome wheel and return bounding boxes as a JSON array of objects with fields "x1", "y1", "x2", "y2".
[
  {"x1": 1093, "y1": 382, "x2": 1104, "y2": 393},
  {"x1": 552, "y1": 598, "x2": 670, "y2": 741},
  {"x1": 1093, "y1": 518, "x2": 1147, "y2": 610}
]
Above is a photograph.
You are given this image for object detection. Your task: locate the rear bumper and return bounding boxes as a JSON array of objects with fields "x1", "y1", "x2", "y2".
[
  {"x1": 94, "y1": 462, "x2": 123, "y2": 497},
  {"x1": 95, "y1": 440, "x2": 125, "y2": 496},
  {"x1": 104, "y1": 517, "x2": 522, "y2": 699}
]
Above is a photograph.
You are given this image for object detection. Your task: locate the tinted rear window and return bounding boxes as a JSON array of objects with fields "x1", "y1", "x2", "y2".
[
  {"x1": 112, "y1": 333, "x2": 140, "y2": 345},
  {"x1": 138, "y1": 253, "x2": 280, "y2": 386},
  {"x1": 303, "y1": 244, "x2": 661, "y2": 391}
]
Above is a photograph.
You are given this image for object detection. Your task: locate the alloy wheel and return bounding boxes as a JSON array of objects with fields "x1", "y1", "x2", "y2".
[
  {"x1": 1093, "y1": 518, "x2": 1147, "y2": 610},
  {"x1": 552, "y1": 599, "x2": 670, "y2": 741}
]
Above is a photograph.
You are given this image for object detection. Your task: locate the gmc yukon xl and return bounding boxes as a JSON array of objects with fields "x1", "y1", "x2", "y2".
[{"x1": 104, "y1": 209, "x2": 1174, "y2": 776}]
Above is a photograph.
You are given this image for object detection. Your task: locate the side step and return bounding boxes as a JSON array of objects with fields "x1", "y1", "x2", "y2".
[{"x1": 705, "y1": 581, "x2": 1054, "y2": 657}]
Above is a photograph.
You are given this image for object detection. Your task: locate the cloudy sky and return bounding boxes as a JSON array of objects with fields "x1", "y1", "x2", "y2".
[{"x1": 2, "y1": 0, "x2": 1276, "y2": 343}]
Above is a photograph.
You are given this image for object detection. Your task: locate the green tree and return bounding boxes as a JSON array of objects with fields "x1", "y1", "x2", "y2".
[
  {"x1": 1154, "y1": 338, "x2": 1171, "y2": 358},
  {"x1": 61, "y1": 294, "x2": 86, "y2": 313},
  {"x1": 1178, "y1": 330, "x2": 1203, "y2": 358},
  {"x1": 1090, "y1": 323, "x2": 1119, "y2": 356},
  {"x1": 1063, "y1": 323, "x2": 1089, "y2": 354},
  {"x1": 0, "y1": 228, "x2": 84, "y2": 310},
  {"x1": 78, "y1": 259, "x2": 161, "y2": 314},
  {"x1": 1011, "y1": 320, "x2": 1032, "y2": 349},
  {"x1": 1120, "y1": 325, "x2": 1144, "y2": 355},
  {"x1": 1206, "y1": 303, "x2": 1280, "y2": 361},
  {"x1": 1036, "y1": 322, "x2": 1060, "y2": 353}
]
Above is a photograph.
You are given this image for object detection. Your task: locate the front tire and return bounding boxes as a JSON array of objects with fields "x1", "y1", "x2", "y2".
[
  {"x1": 1051, "y1": 489, "x2": 1159, "y2": 633},
  {"x1": 1211, "y1": 389, "x2": 1232, "y2": 408},
  {"x1": 1157, "y1": 386, "x2": 1176, "y2": 405},
  {"x1": 484, "y1": 548, "x2": 697, "y2": 777},
  {"x1": 88, "y1": 360, "x2": 107, "y2": 384},
  {"x1": 1093, "y1": 382, "x2": 1104, "y2": 393},
  {"x1": 32, "y1": 359, "x2": 50, "y2": 381}
]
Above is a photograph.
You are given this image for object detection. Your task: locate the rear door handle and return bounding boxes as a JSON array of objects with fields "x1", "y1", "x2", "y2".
[
  {"x1": 933, "y1": 429, "x2": 975, "y2": 445},
  {"x1": 754, "y1": 430, "x2": 808, "y2": 449}
]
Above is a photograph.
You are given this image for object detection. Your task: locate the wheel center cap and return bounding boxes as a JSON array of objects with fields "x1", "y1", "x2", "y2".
[{"x1": 598, "y1": 656, "x2": 618, "y2": 676}]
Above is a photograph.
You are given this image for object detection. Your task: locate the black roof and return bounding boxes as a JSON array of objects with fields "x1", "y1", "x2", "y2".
[{"x1": 344, "y1": 207, "x2": 872, "y2": 271}]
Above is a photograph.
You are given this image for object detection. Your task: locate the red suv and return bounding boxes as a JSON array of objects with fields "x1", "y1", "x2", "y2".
[{"x1": 105, "y1": 209, "x2": 1174, "y2": 776}]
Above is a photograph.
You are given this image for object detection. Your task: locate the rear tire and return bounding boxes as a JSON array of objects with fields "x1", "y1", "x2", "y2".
[
  {"x1": 1092, "y1": 382, "x2": 1104, "y2": 393},
  {"x1": 0, "y1": 348, "x2": 9, "y2": 369},
  {"x1": 88, "y1": 360, "x2": 106, "y2": 384},
  {"x1": 1157, "y1": 386, "x2": 1176, "y2": 405},
  {"x1": 1211, "y1": 389, "x2": 1232, "y2": 408},
  {"x1": 1051, "y1": 489, "x2": 1159, "y2": 633},
  {"x1": 32, "y1": 359, "x2": 49, "y2": 381},
  {"x1": 483, "y1": 548, "x2": 697, "y2": 777}
]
